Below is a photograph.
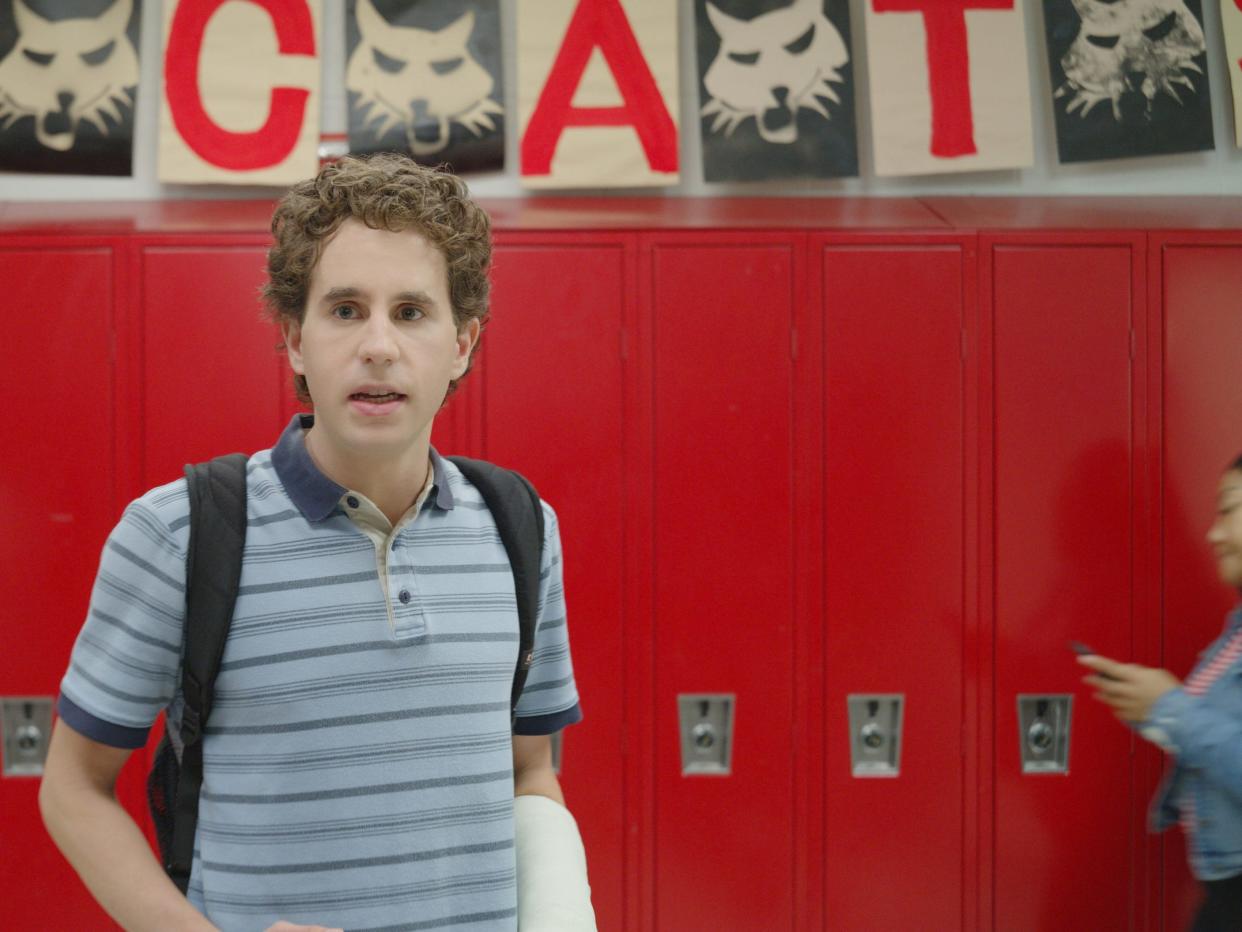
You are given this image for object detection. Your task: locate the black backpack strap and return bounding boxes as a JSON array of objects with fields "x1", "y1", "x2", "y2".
[
  {"x1": 169, "y1": 452, "x2": 248, "y2": 893},
  {"x1": 446, "y1": 456, "x2": 544, "y2": 727}
]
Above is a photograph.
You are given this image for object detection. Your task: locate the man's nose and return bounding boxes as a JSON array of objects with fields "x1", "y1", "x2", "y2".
[{"x1": 359, "y1": 317, "x2": 399, "y2": 363}]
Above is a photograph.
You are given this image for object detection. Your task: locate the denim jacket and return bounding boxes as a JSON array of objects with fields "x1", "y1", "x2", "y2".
[{"x1": 1147, "y1": 605, "x2": 1242, "y2": 881}]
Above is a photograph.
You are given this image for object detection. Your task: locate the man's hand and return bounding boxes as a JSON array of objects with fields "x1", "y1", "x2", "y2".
[
  {"x1": 263, "y1": 923, "x2": 343, "y2": 932},
  {"x1": 1078, "y1": 654, "x2": 1180, "y2": 723}
]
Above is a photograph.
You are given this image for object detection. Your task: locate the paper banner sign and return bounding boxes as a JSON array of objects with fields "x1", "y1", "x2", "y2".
[
  {"x1": 517, "y1": 0, "x2": 679, "y2": 188},
  {"x1": 159, "y1": 0, "x2": 321, "y2": 185},
  {"x1": 1044, "y1": 0, "x2": 1214, "y2": 163},
  {"x1": 345, "y1": 0, "x2": 505, "y2": 174},
  {"x1": 865, "y1": 0, "x2": 1034, "y2": 177},
  {"x1": 696, "y1": 0, "x2": 858, "y2": 182},
  {"x1": 1226, "y1": 0, "x2": 1242, "y2": 149},
  {"x1": 0, "y1": 0, "x2": 141, "y2": 176}
]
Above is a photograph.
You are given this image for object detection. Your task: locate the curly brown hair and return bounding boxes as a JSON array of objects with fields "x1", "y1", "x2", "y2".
[{"x1": 263, "y1": 153, "x2": 492, "y2": 403}]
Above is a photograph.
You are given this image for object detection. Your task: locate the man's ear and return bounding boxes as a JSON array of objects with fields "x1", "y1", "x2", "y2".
[
  {"x1": 452, "y1": 318, "x2": 481, "y2": 378},
  {"x1": 282, "y1": 318, "x2": 305, "y2": 375}
]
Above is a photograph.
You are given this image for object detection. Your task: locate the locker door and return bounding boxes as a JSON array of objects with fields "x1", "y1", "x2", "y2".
[
  {"x1": 646, "y1": 234, "x2": 813, "y2": 932},
  {"x1": 818, "y1": 239, "x2": 969, "y2": 931},
  {"x1": 1156, "y1": 237, "x2": 1242, "y2": 931},
  {"x1": 480, "y1": 235, "x2": 632, "y2": 932},
  {"x1": 0, "y1": 244, "x2": 128, "y2": 930},
  {"x1": 138, "y1": 240, "x2": 289, "y2": 487},
  {"x1": 988, "y1": 237, "x2": 1144, "y2": 931}
]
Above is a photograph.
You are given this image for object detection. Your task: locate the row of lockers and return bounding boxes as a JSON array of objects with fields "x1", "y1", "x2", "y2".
[{"x1": 3, "y1": 215, "x2": 1241, "y2": 930}]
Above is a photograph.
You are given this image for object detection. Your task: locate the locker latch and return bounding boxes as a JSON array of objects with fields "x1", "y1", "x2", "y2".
[
  {"x1": 677, "y1": 694, "x2": 735, "y2": 775},
  {"x1": 847, "y1": 694, "x2": 904, "y2": 778},
  {"x1": 2, "y1": 696, "x2": 53, "y2": 777},
  {"x1": 1017, "y1": 695, "x2": 1072, "y2": 774}
]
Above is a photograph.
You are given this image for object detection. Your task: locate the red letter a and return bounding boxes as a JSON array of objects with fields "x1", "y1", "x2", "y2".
[
  {"x1": 873, "y1": 0, "x2": 1013, "y2": 158},
  {"x1": 521, "y1": 0, "x2": 677, "y2": 176}
]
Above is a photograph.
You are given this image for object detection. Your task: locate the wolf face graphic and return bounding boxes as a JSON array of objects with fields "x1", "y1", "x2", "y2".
[
  {"x1": 0, "y1": 0, "x2": 137, "y2": 151},
  {"x1": 346, "y1": 0, "x2": 501, "y2": 157},
  {"x1": 1056, "y1": 0, "x2": 1205, "y2": 121},
  {"x1": 700, "y1": 0, "x2": 848, "y2": 144}
]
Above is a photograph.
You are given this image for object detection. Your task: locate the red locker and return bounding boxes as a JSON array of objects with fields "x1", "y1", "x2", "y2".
[
  {"x1": 818, "y1": 238, "x2": 971, "y2": 931},
  {"x1": 479, "y1": 234, "x2": 635, "y2": 931},
  {"x1": 12, "y1": 198, "x2": 1242, "y2": 932},
  {"x1": 136, "y1": 240, "x2": 289, "y2": 487},
  {"x1": 0, "y1": 243, "x2": 130, "y2": 931},
  {"x1": 986, "y1": 236, "x2": 1146, "y2": 931},
  {"x1": 1153, "y1": 235, "x2": 1242, "y2": 931},
  {"x1": 644, "y1": 233, "x2": 815, "y2": 932}
]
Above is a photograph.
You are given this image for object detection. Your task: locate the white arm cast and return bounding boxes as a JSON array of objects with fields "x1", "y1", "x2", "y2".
[{"x1": 513, "y1": 794, "x2": 597, "y2": 931}]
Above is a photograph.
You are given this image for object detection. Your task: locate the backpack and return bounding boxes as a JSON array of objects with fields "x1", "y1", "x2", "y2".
[{"x1": 147, "y1": 452, "x2": 545, "y2": 894}]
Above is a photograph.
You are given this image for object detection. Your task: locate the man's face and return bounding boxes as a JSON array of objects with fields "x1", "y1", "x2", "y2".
[
  {"x1": 283, "y1": 218, "x2": 478, "y2": 463},
  {"x1": 1208, "y1": 469, "x2": 1242, "y2": 588}
]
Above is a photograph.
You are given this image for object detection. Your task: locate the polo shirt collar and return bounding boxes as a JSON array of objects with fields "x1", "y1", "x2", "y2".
[
  {"x1": 271, "y1": 413, "x2": 455, "y2": 521},
  {"x1": 428, "y1": 447, "x2": 455, "y2": 511}
]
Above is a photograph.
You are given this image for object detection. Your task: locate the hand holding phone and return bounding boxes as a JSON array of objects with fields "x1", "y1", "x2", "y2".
[{"x1": 1069, "y1": 641, "x2": 1119, "y2": 680}]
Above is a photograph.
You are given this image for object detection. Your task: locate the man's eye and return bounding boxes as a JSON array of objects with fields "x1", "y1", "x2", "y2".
[
  {"x1": 332, "y1": 305, "x2": 358, "y2": 319},
  {"x1": 397, "y1": 306, "x2": 424, "y2": 321}
]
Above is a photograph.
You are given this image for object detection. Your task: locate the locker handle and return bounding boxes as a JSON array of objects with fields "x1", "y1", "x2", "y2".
[{"x1": 1027, "y1": 719, "x2": 1053, "y2": 753}]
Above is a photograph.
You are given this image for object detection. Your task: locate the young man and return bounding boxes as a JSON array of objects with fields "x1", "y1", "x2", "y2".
[{"x1": 39, "y1": 154, "x2": 595, "y2": 932}]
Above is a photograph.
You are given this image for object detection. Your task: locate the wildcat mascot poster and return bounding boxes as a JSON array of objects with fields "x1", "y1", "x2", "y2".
[
  {"x1": 0, "y1": 0, "x2": 140, "y2": 176},
  {"x1": 696, "y1": 0, "x2": 859, "y2": 182},
  {"x1": 1043, "y1": 0, "x2": 1214, "y2": 163},
  {"x1": 346, "y1": 0, "x2": 504, "y2": 173}
]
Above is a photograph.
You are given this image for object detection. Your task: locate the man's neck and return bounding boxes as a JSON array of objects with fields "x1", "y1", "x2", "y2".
[{"x1": 304, "y1": 427, "x2": 431, "y2": 526}]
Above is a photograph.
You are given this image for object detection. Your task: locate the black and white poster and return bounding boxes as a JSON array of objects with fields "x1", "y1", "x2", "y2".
[
  {"x1": 0, "y1": 0, "x2": 140, "y2": 176},
  {"x1": 696, "y1": 0, "x2": 857, "y2": 182},
  {"x1": 1044, "y1": 0, "x2": 1214, "y2": 163},
  {"x1": 346, "y1": 0, "x2": 504, "y2": 173}
]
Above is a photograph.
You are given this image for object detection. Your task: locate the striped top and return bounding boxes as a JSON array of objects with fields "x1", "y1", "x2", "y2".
[
  {"x1": 57, "y1": 415, "x2": 582, "y2": 931},
  {"x1": 1184, "y1": 627, "x2": 1242, "y2": 696},
  {"x1": 1178, "y1": 625, "x2": 1242, "y2": 840}
]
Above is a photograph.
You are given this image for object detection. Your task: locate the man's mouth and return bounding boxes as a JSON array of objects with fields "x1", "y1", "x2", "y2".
[{"x1": 350, "y1": 391, "x2": 405, "y2": 403}]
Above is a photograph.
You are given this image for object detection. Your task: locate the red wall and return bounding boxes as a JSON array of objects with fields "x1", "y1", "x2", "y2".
[{"x1": 3, "y1": 200, "x2": 1241, "y2": 931}]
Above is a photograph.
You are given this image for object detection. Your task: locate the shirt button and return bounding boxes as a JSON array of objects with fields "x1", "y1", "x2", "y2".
[
  {"x1": 398, "y1": 589, "x2": 411, "y2": 604},
  {"x1": 346, "y1": 496, "x2": 360, "y2": 509}
]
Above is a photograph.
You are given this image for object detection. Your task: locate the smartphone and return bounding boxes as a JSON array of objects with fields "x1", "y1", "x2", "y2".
[{"x1": 1068, "y1": 641, "x2": 1118, "y2": 679}]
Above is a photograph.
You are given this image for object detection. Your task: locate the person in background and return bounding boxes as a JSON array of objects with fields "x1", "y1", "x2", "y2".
[
  {"x1": 1081, "y1": 453, "x2": 1242, "y2": 932},
  {"x1": 38, "y1": 153, "x2": 596, "y2": 932}
]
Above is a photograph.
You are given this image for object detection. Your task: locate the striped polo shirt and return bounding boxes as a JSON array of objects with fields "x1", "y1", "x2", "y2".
[{"x1": 57, "y1": 414, "x2": 582, "y2": 931}]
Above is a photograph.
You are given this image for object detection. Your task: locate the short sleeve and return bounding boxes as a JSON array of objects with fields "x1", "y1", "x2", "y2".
[
  {"x1": 513, "y1": 501, "x2": 583, "y2": 735},
  {"x1": 57, "y1": 482, "x2": 190, "y2": 749}
]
